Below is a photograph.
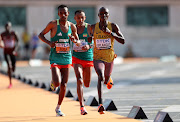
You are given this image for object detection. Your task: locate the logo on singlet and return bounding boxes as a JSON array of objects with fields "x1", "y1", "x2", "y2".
[
  {"x1": 83, "y1": 34, "x2": 87, "y2": 37},
  {"x1": 57, "y1": 32, "x2": 62, "y2": 36}
]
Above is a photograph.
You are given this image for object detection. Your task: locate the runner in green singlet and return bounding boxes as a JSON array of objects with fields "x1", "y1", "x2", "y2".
[
  {"x1": 38, "y1": 5, "x2": 80, "y2": 117},
  {"x1": 72, "y1": 10, "x2": 93, "y2": 115}
]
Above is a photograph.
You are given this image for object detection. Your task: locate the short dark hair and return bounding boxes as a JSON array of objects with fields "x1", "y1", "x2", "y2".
[
  {"x1": 5, "y1": 22, "x2": 12, "y2": 27},
  {"x1": 58, "y1": 5, "x2": 68, "y2": 10},
  {"x1": 75, "y1": 10, "x2": 84, "y2": 15}
]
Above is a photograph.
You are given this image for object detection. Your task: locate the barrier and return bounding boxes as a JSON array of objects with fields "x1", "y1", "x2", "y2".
[
  {"x1": 103, "y1": 99, "x2": 117, "y2": 111},
  {"x1": 85, "y1": 96, "x2": 98, "y2": 106},
  {"x1": 127, "y1": 106, "x2": 148, "y2": 119},
  {"x1": 154, "y1": 111, "x2": 173, "y2": 122}
]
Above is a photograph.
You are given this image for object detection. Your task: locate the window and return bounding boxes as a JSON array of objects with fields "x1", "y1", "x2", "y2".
[
  {"x1": 0, "y1": 7, "x2": 26, "y2": 26},
  {"x1": 126, "y1": 6, "x2": 168, "y2": 26},
  {"x1": 55, "y1": 6, "x2": 95, "y2": 24}
]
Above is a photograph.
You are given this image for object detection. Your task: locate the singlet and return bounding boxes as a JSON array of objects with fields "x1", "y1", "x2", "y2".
[
  {"x1": 72, "y1": 23, "x2": 93, "y2": 61},
  {"x1": 49, "y1": 19, "x2": 72, "y2": 65},
  {"x1": 1, "y1": 33, "x2": 16, "y2": 49},
  {"x1": 93, "y1": 22, "x2": 115, "y2": 63}
]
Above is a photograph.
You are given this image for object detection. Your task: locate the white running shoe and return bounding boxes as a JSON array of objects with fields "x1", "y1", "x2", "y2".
[{"x1": 55, "y1": 108, "x2": 65, "y2": 117}]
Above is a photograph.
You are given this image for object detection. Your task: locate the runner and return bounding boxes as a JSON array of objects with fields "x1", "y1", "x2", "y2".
[
  {"x1": 89, "y1": 7, "x2": 125, "y2": 114},
  {"x1": 38, "y1": 5, "x2": 80, "y2": 117},
  {"x1": 0, "y1": 22, "x2": 19, "y2": 89},
  {"x1": 72, "y1": 10, "x2": 93, "y2": 115}
]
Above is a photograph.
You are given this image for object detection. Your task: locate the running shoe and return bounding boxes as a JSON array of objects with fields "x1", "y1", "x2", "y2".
[
  {"x1": 8, "y1": 84, "x2": 12, "y2": 89},
  {"x1": 50, "y1": 81, "x2": 56, "y2": 91},
  {"x1": 55, "y1": 108, "x2": 65, "y2": 117},
  {"x1": 98, "y1": 104, "x2": 105, "y2": 114},
  {"x1": 106, "y1": 77, "x2": 114, "y2": 89},
  {"x1": 81, "y1": 107, "x2": 88, "y2": 115}
]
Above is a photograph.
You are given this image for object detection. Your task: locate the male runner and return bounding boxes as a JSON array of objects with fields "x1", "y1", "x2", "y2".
[
  {"x1": 72, "y1": 10, "x2": 93, "y2": 115},
  {"x1": 38, "y1": 5, "x2": 80, "y2": 117},
  {"x1": 89, "y1": 7, "x2": 125, "y2": 114},
  {"x1": 0, "y1": 22, "x2": 19, "y2": 89}
]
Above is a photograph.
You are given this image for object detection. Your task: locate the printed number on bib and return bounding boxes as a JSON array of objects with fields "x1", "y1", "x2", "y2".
[
  {"x1": 73, "y1": 39, "x2": 88, "y2": 52},
  {"x1": 4, "y1": 40, "x2": 15, "y2": 48},
  {"x1": 96, "y1": 38, "x2": 111, "y2": 50},
  {"x1": 56, "y1": 43, "x2": 70, "y2": 53}
]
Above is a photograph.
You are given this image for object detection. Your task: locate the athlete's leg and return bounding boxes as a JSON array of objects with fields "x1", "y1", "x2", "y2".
[
  {"x1": 4, "y1": 53, "x2": 12, "y2": 86},
  {"x1": 73, "y1": 63, "x2": 84, "y2": 107},
  {"x1": 104, "y1": 61, "x2": 114, "y2": 84},
  {"x1": 83, "y1": 66, "x2": 92, "y2": 87},
  {"x1": 10, "y1": 54, "x2": 16, "y2": 72},
  {"x1": 51, "y1": 67, "x2": 60, "y2": 87},
  {"x1": 93, "y1": 59, "x2": 104, "y2": 104},
  {"x1": 55, "y1": 68, "x2": 69, "y2": 116},
  {"x1": 57, "y1": 68, "x2": 69, "y2": 106}
]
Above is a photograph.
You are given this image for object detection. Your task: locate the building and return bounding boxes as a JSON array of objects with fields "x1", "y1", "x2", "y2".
[{"x1": 0, "y1": 0, "x2": 180, "y2": 58}]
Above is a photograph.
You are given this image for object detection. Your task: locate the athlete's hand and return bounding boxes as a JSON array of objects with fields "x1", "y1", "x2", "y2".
[
  {"x1": 49, "y1": 41, "x2": 57, "y2": 48},
  {"x1": 102, "y1": 26, "x2": 111, "y2": 35},
  {"x1": 68, "y1": 35, "x2": 81, "y2": 46},
  {"x1": 82, "y1": 45, "x2": 90, "y2": 50},
  {"x1": 13, "y1": 51, "x2": 17, "y2": 56},
  {"x1": 87, "y1": 37, "x2": 93, "y2": 43},
  {"x1": 68, "y1": 35, "x2": 75, "y2": 43}
]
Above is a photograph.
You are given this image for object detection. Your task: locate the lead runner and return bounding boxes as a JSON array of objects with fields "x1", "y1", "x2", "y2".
[
  {"x1": 89, "y1": 7, "x2": 125, "y2": 114},
  {"x1": 39, "y1": 5, "x2": 80, "y2": 117}
]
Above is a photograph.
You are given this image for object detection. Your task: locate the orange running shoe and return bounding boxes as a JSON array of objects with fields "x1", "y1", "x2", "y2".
[
  {"x1": 80, "y1": 107, "x2": 88, "y2": 115},
  {"x1": 98, "y1": 104, "x2": 105, "y2": 114},
  {"x1": 106, "y1": 77, "x2": 113, "y2": 89}
]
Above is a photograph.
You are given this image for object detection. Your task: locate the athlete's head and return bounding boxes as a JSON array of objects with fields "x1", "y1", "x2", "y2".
[
  {"x1": 74, "y1": 10, "x2": 86, "y2": 26},
  {"x1": 58, "y1": 5, "x2": 69, "y2": 22},
  {"x1": 98, "y1": 7, "x2": 109, "y2": 22},
  {"x1": 5, "y1": 22, "x2": 12, "y2": 32}
]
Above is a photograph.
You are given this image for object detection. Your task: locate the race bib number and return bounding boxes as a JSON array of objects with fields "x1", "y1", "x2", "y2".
[
  {"x1": 73, "y1": 39, "x2": 88, "y2": 52},
  {"x1": 4, "y1": 40, "x2": 15, "y2": 48},
  {"x1": 55, "y1": 43, "x2": 70, "y2": 53},
  {"x1": 96, "y1": 38, "x2": 111, "y2": 49}
]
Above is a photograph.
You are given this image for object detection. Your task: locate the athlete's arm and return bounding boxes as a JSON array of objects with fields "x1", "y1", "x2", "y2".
[
  {"x1": 111, "y1": 23, "x2": 125, "y2": 44},
  {"x1": 87, "y1": 24, "x2": 95, "y2": 45},
  {"x1": 70, "y1": 23, "x2": 79, "y2": 41},
  {"x1": 102, "y1": 23, "x2": 125, "y2": 44},
  {"x1": 89, "y1": 24, "x2": 95, "y2": 37},
  {"x1": 69, "y1": 23, "x2": 81, "y2": 46},
  {"x1": 13, "y1": 31, "x2": 19, "y2": 55},
  {"x1": 0, "y1": 34, "x2": 4, "y2": 48},
  {"x1": 81, "y1": 24, "x2": 93, "y2": 50},
  {"x1": 38, "y1": 21, "x2": 56, "y2": 48}
]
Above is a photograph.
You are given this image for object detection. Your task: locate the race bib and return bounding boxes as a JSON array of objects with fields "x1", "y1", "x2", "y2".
[
  {"x1": 73, "y1": 39, "x2": 88, "y2": 52},
  {"x1": 4, "y1": 40, "x2": 15, "y2": 48},
  {"x1": 55, "y1": 43, "x2": 70, "y2": 53},
  {"x1": 96, "y1": 38, "x2": 111, "y2": 49}
]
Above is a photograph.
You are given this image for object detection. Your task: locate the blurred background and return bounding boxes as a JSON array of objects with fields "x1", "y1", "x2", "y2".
[{"x1": 0, "y1": 0, "x2": 180, "y2": 61}]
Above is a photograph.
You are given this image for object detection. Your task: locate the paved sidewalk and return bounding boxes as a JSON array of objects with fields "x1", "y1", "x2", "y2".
[{"x1": 0, "y1": 74, "x2": 141, "y2": 122}]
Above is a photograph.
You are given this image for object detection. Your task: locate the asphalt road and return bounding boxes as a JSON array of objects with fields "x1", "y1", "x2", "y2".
[{"x1": 1, "y1": 60, "x2": 180, "y2": 122}]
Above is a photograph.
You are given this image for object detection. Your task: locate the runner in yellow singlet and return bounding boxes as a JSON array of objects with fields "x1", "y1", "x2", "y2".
[{"x1": 89, "y1": 7, "x2": 125, "y2": 114}]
